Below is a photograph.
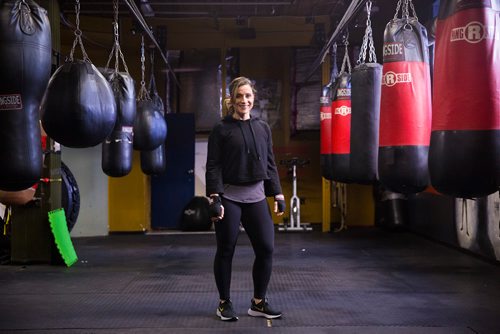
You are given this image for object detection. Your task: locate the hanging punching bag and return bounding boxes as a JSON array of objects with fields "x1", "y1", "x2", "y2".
[
  {"x1": 350, "y1": 63, "x2": 382, "y2": 184},
  {"x1": 101, "y1": 71, "x2": 135, "y2": 177},
  {"x1": 140, "y1": 53, "x2": 167, "y2": 175},
  {"x1": 429, "y1": 0, "x2": 500, "y2": 198},
  {"x1": 331, "y1": 41, "x2": 352, "y2": 184},
  {"x1": 101, "y1": 19, "x2": 136, "y2": 177},
  {"x1": 331, "y1": 72, "x2": 352, "y2": 183},
  {"x1": 0, "y1": 0, "x2": 51, "y2": 191},
  {"x1": 379, "y1": 0, "x2": 432, "y2": 194},
  {"x1": 134, "y1": 38, "x2": 167, "y2": 152},
  {"x1": 40, "y1": 3, "x2": 116, "y2": 148},
  {"x1": 320, "y1": 85, "x2": 333, "y2": 180},
  {"x1": 350, "y1": 1, "x2": 382, "y2": 184}
]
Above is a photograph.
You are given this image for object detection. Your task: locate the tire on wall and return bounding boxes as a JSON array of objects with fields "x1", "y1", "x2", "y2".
[{"x1": 61, "y1": 161, "x2": 80, "y2": 232}]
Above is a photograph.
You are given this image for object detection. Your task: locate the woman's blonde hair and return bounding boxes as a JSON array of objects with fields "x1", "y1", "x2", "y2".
[{"x1": 223, "y1": 76, "x2": 257, "y2": 115}]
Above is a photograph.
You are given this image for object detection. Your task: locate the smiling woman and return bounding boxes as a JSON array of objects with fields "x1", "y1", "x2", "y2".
[{"x1": 205, "y1": 76, "x2": 285, "y2": 321}]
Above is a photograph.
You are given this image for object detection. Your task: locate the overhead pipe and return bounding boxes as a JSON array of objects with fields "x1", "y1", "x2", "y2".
[
  {"x1": 305, "y1": 0, "x2": 367, "y2": 83},
  {"x1": 145, "y1": 1, "x2": 294, "y2": 5},
  {"x1": 123, "y1": 0, "x2": 180, "y2": 88}
]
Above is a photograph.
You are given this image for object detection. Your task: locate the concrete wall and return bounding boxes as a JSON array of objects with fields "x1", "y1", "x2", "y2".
[{"x1": 62, "y1": 146, "x2": 108, "y2": 237}]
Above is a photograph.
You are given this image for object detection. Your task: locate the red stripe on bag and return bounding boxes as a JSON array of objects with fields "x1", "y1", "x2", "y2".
[
  {"x1": 380, "y1": 61, "x2": 432, "y2": 146},
  {"x1": 332, "y1": 100, "x2": 351, "y2": 154},
  {"x1": 432, "y1": 7, "x2": 500, "y2": 131},
  {"x1": 320, "y1": 104, "x2": 333, "y2": 154}
]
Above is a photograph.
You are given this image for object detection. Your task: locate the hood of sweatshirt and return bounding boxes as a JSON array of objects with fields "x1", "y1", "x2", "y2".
[{"x1": 222, "y1": 115, "x2": 261, "y2": 161}]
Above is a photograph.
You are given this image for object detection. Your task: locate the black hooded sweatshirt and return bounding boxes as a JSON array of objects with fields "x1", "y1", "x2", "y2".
[{"x1": 205, "y1": 115, "x2": 282, "y2": 197}]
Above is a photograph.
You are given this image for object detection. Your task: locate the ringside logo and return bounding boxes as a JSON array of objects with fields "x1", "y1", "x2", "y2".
[
  {"x1": 334, "y1": 106, "x2": 351, "y2": 116},
  {"x1": 0, "y1": 94, "x2": 23, "y2": 110},
  {"x1": 337, "y1": 88, "x2": 351, "y2": 97},
  {"x1": 320, "y1": 112, "x2": 332, "y2": 121},
  {"x1": 451, "y1": 21, "x2": 493, "y2": 43},
  {"x1": 382, "y1": 71, "x2": 412, "y2": 87}
]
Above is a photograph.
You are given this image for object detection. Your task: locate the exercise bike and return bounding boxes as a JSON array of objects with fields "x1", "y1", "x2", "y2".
[{"x1": 278, "y1": 157, "x2": 312, "y2": 232}]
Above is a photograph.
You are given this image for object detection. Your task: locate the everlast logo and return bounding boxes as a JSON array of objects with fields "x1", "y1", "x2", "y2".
[
  {"x1": 451, "y1": 21, "x2": 495, "y2": 43},
  {"x1": 334, "y1": 106, "x2": 351, "y2": 116},
  {"x1": 337, "y1": 88, "x2": 351, "y2": 97},
  {"x1": 320, "y1": 112, "x2": 332, "y2": 121},
  {"x1": 382, "y1": 71, "x2": 412, "y2": 87},
  {"x1": 0, "y1": 94, "x2": 23, "y2": 110}
]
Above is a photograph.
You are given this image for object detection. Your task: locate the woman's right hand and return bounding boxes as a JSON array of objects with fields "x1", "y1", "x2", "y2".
[{"x1": 209, "y1": 195, "x2": 224, "y2": 222}]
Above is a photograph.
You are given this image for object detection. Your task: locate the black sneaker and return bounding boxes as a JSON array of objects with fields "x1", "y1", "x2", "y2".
[
  {"x1": 216, "y1": 300, "x2": 239, "y2": 321},
  {"x1": 247, "y1": 298, "x2": 282, "y2": 319}
]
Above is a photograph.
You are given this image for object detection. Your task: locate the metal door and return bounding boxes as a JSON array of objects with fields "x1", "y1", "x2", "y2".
[{"x1": 151, "y1": 113, "x2": 195, "y2": 229}]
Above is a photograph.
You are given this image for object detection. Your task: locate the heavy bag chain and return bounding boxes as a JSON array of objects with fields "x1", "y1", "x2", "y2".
[
  {"x1": 149, "y1": 51, "x2": 158, "y2": 96},
  {"x1": 68, "y1": 0, "x2": 90, "y2": 62},
  {"x1": 340, "y1": 32, "x2": 351, "y2": 74},
  {"x1": 137, "y1": 34, "x2": 151, "y2": 101},
  {"x1": 105, "y1": 0, "x2": 130, "y2": 74},
  {"x1": 357, "y1": 0, "x2": 377, "y2": 64},
  {"x1": 394, "y1": 0, "x2": 419, "y2": 22}
]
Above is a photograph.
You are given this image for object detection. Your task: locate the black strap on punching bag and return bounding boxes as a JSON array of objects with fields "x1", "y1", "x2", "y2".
[
  {"x1": 101, "y1": 0, "x2": 136, "y2": 177},
  {"x1": 140, "y1": 49, "x2": 167, "y2": 175},
  {"x1": 40, "y1": 0, "x2": 117, "y2": 148},
  {"x1": 350, "y1": 0, "x2": 382, "y2": 185},
  {"x1": 0, "y1": 0, "x2": 51, "y2": 191},
  {"x1": 133, "y1": 35, "x2": 167, "y2": 152}
]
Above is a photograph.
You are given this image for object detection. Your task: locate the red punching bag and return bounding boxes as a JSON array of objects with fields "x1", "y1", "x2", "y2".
[
  {"x1": 0, "y1": 0, "x2": 51, "y2": 191},
  {"x1": 331, "y1": 41, "x2": 352, "y2": 183},
  {"x1": 429, "y1": 0, "x2": 500, "y2": 198},
  {"x1": 320, "y1": 85, "x2": 333, "y2": 180},
  {"x1": 379, "y1": 0, "x2": 432, "y2": 194},
  {"x1": 321, "y1": 44, "x2": 338, "y2": 181}
]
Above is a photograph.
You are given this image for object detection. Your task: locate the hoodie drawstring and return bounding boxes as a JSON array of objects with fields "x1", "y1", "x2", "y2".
[
  {"x1": 238, "y1": 121, "x2": 261, "y2": 161},
  {"x1": 248, "y1": 121, "x2": 262, "y2": 161}
]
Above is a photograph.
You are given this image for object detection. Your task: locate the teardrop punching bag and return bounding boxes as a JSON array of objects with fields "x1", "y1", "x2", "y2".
[
  {"x1": 320, "y1": 85, "x2": 333, "y2": 180},
  {"x1": 0, "y1": 0, "x2": 51, "y2": 191},
  {"x1": 350, "y1": 2, "x2": 382, "y2": 185},
  {"x1": 134, "y1": 38, "x2": 167, "y2": 152},
  {"x1": 140, "y1": 52, "x2": 167, "y2": 176},
  {"x1": 41, "y1": 7, "x2": 117, "y2": 148},
  {"x1": 379, "y1": 1, "x2": 432, "y2": 194},
  {"x1": 429, "y1": 0, "x2": 500, "y2": 198}
]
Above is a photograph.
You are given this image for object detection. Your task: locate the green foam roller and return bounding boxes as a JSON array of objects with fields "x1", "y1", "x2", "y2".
[{"x1": 48, "y1": 208, "x2": 78, "y2": 267}]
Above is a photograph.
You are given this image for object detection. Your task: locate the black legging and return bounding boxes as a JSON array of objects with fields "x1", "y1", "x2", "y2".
[{"x1": 214, "y1": 197, "x2": 275, "y2": 301}]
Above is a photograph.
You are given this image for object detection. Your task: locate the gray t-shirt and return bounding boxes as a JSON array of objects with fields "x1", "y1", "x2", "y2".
[{"x1": 222, "y1": 181, "x2": 265, "y2": 203}]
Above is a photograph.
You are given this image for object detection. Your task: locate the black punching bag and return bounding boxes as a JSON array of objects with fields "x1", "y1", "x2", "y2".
[
  {"x1": 429, "y1": 0, "x2": 499, "y2": 198},
  {"x1": 133, "y1": 100, "x2": 167, "y2": 151},
  {"x1": 101, "y1": 71, "x2": 136, "y2": 177},
  {"x1": 140, "y1": 68, "x2": 167, "y2": 175},
  {"x1": 350, "y1": 63, "x2": 382, "y2": 184},
  {"x1": 0, "y1": 0, "x2": 51, "y2": 191},
  {"x1": 349, "y1": 2, "x2": 382, "y2": 185},
  {"x1": 379, "y1": 2, "x2": 432, "y2": 194},
  {"x1": 41, "y1": 60, "x2": 117, "y2": 148}
]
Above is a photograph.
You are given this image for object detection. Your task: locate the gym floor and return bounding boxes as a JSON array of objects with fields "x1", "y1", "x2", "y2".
[{"x1": 1, "y1": 227, "x2": 500, "y2": 334}]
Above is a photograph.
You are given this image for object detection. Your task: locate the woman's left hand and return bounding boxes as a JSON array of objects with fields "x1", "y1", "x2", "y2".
[{"x1": 274, "y1": 194, "x2": 285, "y2": 216}]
